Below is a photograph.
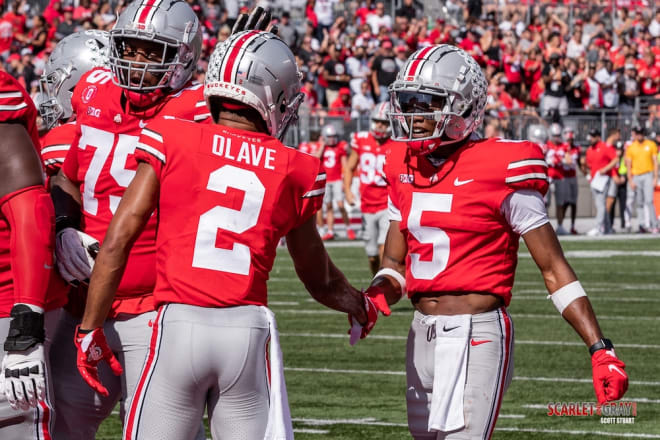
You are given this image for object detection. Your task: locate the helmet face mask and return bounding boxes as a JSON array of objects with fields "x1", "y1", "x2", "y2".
[
  {"x1": 108, "y1": 0, "x2": 202, "y2": 95},
  {"x1": 388, "y1": 45, "x2": 488, "y2": 155},
  {"x1": 38, "y1": 30, "x2": 109, "y2": 129}
]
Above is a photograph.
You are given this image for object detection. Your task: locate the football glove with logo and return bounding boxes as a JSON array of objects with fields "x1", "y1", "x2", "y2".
[
  {"x1": 348, "y1": 286, "x2": 391, "y2": 346},
  {"x1": 591, "y1": 349, "x2": 628, "y2": 404},
  {"x1": 74, "y1": 326, "x2": 123, "y2": 396},
  {"x1": 1, "y1": 345, "x2": 47, "y2": 410},
  {"x1": 55, "y1": 227, "x2": 99, "y2": 284}
]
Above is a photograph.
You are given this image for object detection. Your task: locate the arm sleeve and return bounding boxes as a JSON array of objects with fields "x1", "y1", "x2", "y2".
[
  {"x1": 388, "y1": 195, "x2": 402, "y2": 221},
  {"x1": 0, "y1": 186, "x2": 55, "y2": 309},
  {"x1": 500, "y1": 189, "x2": 549, "y2": 235},
  {"x1": 134, "y1": 123, "x2": 167, "y2": 180},
  {"x1": 505, "y1": 141, "x2": 550, "y2": 195}
]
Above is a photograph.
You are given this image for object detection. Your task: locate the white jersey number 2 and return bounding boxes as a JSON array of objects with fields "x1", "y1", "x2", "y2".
[
  {"x1": 408, "y1": 193, "x2": 452, "y2": 280},
  {"x1": 192, "y1": 165, "x2": 265, "y2": 275}
]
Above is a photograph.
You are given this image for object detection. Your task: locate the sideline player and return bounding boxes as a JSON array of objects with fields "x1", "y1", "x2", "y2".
[
  {"x1": 320, "y1": 124, "x2": 356, "y2": 240},
  {"x1": 76, "y1": 29, "x2": 368, "y2": 439},
  {"x1": 344, "y1": 102, "x2": 399, "y2": 274},
  {"x1": 349, "y1": 45, "x2": 629, "y2": 439},
  {"x1": 38, "y1": 30, "x2": 109, "y2": 180},
  {"x1": 48, "y1": 1, "x2": 209, "y2": 438},
  {"x1": 0, "y1": 71, "x2": 67, "y2": 439}
]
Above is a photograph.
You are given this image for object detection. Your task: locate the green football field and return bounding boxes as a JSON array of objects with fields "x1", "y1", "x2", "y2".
[{"x1": 97, "y1": 237, "x2": 660, "y2": 439}]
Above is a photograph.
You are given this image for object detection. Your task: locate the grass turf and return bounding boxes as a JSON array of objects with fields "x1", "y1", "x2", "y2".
[{"x1": 97, "y1": 237, "x2": 660, "y2": 439}]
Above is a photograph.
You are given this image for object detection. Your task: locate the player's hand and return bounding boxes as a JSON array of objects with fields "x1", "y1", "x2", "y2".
[
  {"x1": 348, "y1": 286, "x2": 391, "y2": 346},
  {"x1": 55, "y1": 228, "x2": 99, "y2": 285},
  {"x1": 591, "y1": 349, "x2": 628, "y2": 404},
  {"x1": 345, "y1": 191, "x2": 355, "y2": 206},
  {"x1": 1, "y1": 345, "x2": 47, "y2": 410},
  {"x1": 231, "y1": 6, "x2": 278, "y2": 36},
  {"x1": 74, "y1": 326, "x2": 123, "y2": 397}
]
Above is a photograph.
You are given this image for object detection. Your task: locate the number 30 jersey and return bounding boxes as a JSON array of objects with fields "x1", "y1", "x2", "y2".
[
  {"x1": 385, "y1": 138, "x2": 548, "y2": 306},
  {"x1": 62, "y1": 67, "x2": 210, "y2": 316},
  {"x1": 134, "y1": 117, "x2": 325, "y2": 308}
]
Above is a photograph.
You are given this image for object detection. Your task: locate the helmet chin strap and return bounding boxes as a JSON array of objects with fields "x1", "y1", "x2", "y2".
[{"x1": 124, "y1": 88, "x2": 165, "y2": 108}]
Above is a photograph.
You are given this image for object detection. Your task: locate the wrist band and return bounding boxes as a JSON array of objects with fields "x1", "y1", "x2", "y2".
[
  {"x1": 374, "y1": 268, "x2": 406, "y2": 297},
  {"x1": 589, "y1": 338, "x2": 614, "y2": 355},
  {"x1": 547, "y1": 280, "x2": 587, "y2": 315}
]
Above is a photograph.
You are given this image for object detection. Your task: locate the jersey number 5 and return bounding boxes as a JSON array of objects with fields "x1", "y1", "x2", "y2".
[
  {"x1": 408, "y1": 193, "x2": 452, "y2": 280},
  {"x1": 192, "y1": 165, "x2": 265, "y2": 275}
]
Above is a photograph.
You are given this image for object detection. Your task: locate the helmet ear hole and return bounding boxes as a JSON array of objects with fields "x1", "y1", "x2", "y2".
[{"x1": 444, "y1": 115, "x2": 466, "y2": 140}]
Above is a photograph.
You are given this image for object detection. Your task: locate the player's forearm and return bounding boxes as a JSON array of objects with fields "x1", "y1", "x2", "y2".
[
  {"x1": 370, "y1": 253, "x2": 406, "y2": 307},
  {"x1": 51, "y1": 171, "x2": 82, "y2": 230},
  {"x1": 560, "y1": 297, "x2": 604, "y2": 347}
]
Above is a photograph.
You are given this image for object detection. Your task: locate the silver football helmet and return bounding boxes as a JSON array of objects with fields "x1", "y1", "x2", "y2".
[
  {"x1": 370, "y1": 101, "x2": 391, "y2": 140},
  {"x1": 388, "y1": 44, "x2": 488, "y2": 154},
  {"x1": 38, "y1": 30, "x2": 109, "y2": 129},
  {"x1": 205, "y1": 30, "x2": 303, "y2": 140},
  {"x1": 321, "y1": 124, "x2": 339, "y2": 146},
  {"x1": 549, "y1": 122, "x2": 562, "y2": 139},
  {"x1": 108, "y1": 0, "x2": 202, "y2": 92},
  {"x1": 528, "y1": 124, "x2": 548, "y2": 145}
]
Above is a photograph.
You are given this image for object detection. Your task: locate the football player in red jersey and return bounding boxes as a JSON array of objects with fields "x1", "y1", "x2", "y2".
[
  {"x1": 47, "y1": 1, "x2": 210, "y2": 438},
  {"x1": 348, "y1": 45, "x2": 629, "y2": 439},
  {"x1": 320, "y1": 124, "x2": 357, "y2": 240},
  {"x1": 38, "y1": 30, "x2": 110, "y2": 180},
  {"x1": 344, "y1": 102, "x2": 402, "y2": 274},
  {"x1": 76, "y1": 29, "x2": 367, "y2": 439},
  {"x1": 0, "y1": 71, "x2": 67, "y2": 439}
]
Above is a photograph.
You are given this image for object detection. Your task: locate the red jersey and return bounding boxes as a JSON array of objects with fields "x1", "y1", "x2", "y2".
[
  {"x1": 322, "y1": 141, "x2": 348, "y2": 182},
  {"x1": 0, "y1": 71, "x2": 67, "y2": 317},
  {"x1": 547, "y1": 142, "x2": 579, "y2": 179},
  {"x1": 544, "y1": 141, "x2": 563, "y2": 180},
  {"x1": 585, "y1": 141, "x2": 617, "y2": 180},
  {"x1": 40, "y1": 121, "x2": 76, "y2": 176},
  {"x1": 350, "y1": 131, "x2": 393, "y2": 213},
  {"x1": 298, "y1": 140, "x2": 322, "y2": 157},
  {"x1": 385, "y1": 138, "x2": 548, "y2": 306},
  {"x1": 62, "y1": 67, "x2": 210, "y2": 317},
  {"x1": 134, "y1": 118, "x2": 325, "y2": 308}
]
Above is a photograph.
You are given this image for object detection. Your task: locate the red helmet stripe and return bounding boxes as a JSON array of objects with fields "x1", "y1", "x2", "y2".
[
  {"x1": 222, "y1": 31, "x2": 260, "y2": 83},
  {"x1": 406, "y1": 46, "x2": 435, "y2": 79},
  {"x1": 137, "y1": 0, "x2": 160, "y2": 26}
]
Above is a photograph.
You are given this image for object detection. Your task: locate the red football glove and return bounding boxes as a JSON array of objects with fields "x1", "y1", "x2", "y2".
[
  {"x1": 348, "y1": 286, "x2": 391, "y2": 346},
  {"x1": 591, "y1": 349, "x2": 628, "y2": 404},
  {"x1": 74, "y1": 325, "x2": 123, "y2": 396}
]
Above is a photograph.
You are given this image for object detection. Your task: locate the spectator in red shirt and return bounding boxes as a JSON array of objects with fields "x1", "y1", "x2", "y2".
[
  {"x1": 583, "y1": 128, "x2": 619, "y2": 235},
  {"x1": 328, "y1": 87, "x2": 351, "y2": 121}
]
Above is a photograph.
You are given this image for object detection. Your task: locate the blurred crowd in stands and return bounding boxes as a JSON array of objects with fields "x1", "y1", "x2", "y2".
[{"x1": 3, "y1": 0, "x2": 660, "y2": 131}]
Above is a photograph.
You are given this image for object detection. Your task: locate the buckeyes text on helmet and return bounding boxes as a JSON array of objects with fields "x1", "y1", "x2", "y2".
[
  {"x1": 388, "y1": 44, "x2": 488, "y2": 155},
  {"x1": 108, "y1": 0, "x2": 202, "y2": 96},
  {"x1": 204, "y1": 30, "x2": 304, "y2": 140},
  {"x1": 39, "y1": 30, "x2": 109, "y2": 129}
]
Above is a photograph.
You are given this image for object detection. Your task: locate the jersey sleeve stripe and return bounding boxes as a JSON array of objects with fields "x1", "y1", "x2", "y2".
[
  {"x1": 315, "y1": 172, "x2": 326, "y2": 182},
  {"x1": 303, "y1": 188, "x2": 325, "y2": 198},
  {"x1": 505, "y1": 173, "x2": 548, "y2": 183},
  {"x1": 0, "y1": 102, "x2": 28, "y2": 111},
  {"x1": 507, "y1": 159, "x2": 547, "y2": 169},
  {"x1": 0, "y1": 91, "x2": 24, "y2": 99},
  {"x1": 141, "y1": 128, "x2": 164, "y2": 143},
  {"x1": 136, "y1": 142, "x2": 166, "y2": 164},
  {"x1": 41, "y1": 144, "x2": 71, "y2": 154},
  {"x1": 194, "y1": 113, "x2": 211, "y2": 121},
  {"x1": 44, "y1": 158, "x2": 63, "y2": 166},
  {"x1": 195, "y1": 100, "x2": 206, "y2": 108}
]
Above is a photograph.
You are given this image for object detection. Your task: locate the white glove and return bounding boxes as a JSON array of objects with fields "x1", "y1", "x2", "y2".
[
  {"x1": 55, "y1": 227, "x2": 99, "y2": 284},
  {"x1": 1, "y1": 344, "x2": 47, "y2": 411}
]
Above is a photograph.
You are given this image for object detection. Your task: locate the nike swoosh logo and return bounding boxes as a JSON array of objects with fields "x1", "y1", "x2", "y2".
[
  {"x1": 139, "y1": 120, "x2": 147, "y2": 128},
  {"x1": 44, "y1": 264, "x2": 53, "y2": 270},
  {"x1": 608, "y1": 364, "x2": 626, "y2": 378},
  {"x1": 454, "y1": 177, "x2": 474, "y2": 186},
  {"x1": 470, "y1": 339, "x2": 492, "y2": 346},
  {"x1": 442, "y1": 325, "x2": 459, "y2": 332}
]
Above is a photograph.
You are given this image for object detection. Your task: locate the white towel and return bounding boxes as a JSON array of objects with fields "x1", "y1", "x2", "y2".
[
  {"x1": 421, "y1": 314, "x2": 472, "y2": 433},
  {"x1": 262, "y1": 307, "x2": 294, "y2": 440}
]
